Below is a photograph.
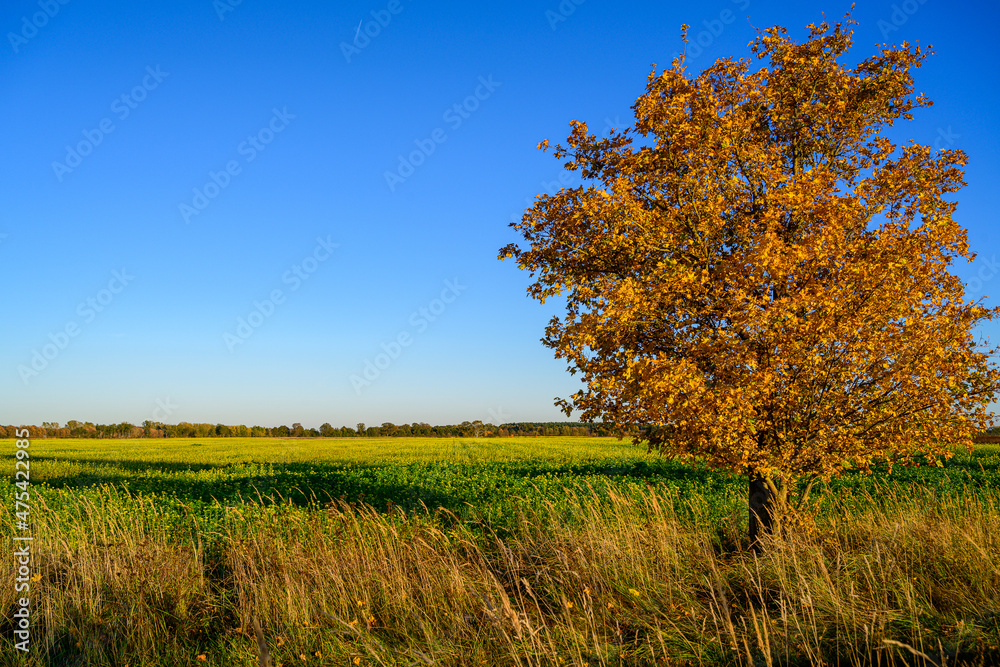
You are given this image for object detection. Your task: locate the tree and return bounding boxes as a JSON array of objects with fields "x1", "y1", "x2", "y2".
[
  {"x1": 500, "y1": 18, "x2": 999, "y2": 546},
  {"x1": 113, "y1": 422, "x2": 136, "y2": 438}
]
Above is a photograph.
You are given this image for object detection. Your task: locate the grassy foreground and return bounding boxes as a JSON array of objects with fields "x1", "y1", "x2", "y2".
[{"x1": 1, "y1": 437, "x2": 999, "y2": 665}]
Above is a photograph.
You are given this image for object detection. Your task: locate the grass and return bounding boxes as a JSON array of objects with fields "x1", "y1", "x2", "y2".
[{"x1": 1, "y1": 437, "x2": 999, "y2": 665}]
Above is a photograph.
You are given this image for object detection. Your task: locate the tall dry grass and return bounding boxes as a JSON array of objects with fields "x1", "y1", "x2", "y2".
[{"x1": 2, "y1": 484, "x2": 999, "y2": 665}]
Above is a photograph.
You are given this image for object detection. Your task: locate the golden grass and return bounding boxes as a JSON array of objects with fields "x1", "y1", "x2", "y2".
[{"x1": 2, "y1": 482, "x2": 999, "y2": 666}]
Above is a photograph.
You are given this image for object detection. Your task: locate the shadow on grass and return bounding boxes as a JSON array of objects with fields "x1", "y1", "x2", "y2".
[
  {"x1": 17, "y1": 447, "x2": 999, "y2": 525},
  {"x1": 22, "y1": 456, "x2": 737, "y2": 516}
]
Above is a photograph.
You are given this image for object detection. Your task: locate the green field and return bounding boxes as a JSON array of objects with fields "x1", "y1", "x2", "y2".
[
  {"x1": 2, "y1": 437, "x2": 999, "y2": 665},
  {"x1": 4, "y1": 437, "x2": 748, "y2": 533},
  {"x1": 7, "y1": 436, "x2": 997, "y2": 525}
]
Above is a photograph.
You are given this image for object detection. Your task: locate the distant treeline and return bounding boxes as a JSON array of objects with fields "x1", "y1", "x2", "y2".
[
  {"x1": 6, "y1": 422, "x2": 997, "y2": 442},
  {"x1": 1, "y1": 420, "x2": 630, "y2": 440}
]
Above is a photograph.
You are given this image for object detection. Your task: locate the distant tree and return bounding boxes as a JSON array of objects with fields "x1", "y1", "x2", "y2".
[
  {"x1": 113, "y1": 422, "x2": 135, "y2": 438},
  {"x1": 320, "y1": 423, "x2": 335, "y2": 437},
  {"x1": 356, "y1": 423, "x2": 366, "y2": 436},
  {"x1": 500, "y1": 18, "x2": 999, "y2": 546},
  {"x1": 292, "y1": 422, "x2": 305, "y2": 437},
  {"x1": 143, "y1": 420, "x2": 167, "y2": 438},
  {"x1": 381, "y1": 422, "x2": 398, "y2": 437}
]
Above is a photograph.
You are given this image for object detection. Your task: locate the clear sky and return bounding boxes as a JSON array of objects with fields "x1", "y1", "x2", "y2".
[{"x1": 2, "y1": 0, "x2": 998, "y2": 429}]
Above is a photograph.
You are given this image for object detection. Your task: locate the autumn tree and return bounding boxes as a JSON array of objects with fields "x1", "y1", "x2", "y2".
[{"x1": 500, "y1": 18, "x2": 999, "y2": 545}]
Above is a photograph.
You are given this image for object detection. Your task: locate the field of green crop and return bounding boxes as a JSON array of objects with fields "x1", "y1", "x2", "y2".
[
  {"x1": 2, "y1": 437, "x2": 999, "y2": 666},
  {"x1": 6, "y1": 436, "x2": 998, "y2": 522},
  {"x1": 3, "y1": 436, "x2": 747, "y2": 531}
]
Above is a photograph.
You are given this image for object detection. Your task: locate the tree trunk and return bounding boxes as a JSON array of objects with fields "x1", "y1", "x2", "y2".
[{"x1": 748, "y1": 472, "x2": 774, "y2": 552}]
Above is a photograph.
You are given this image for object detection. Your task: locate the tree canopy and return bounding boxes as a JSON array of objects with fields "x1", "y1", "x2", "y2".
[{"x1": 500, "y1": 17, "x2": 999, "y2": 522}]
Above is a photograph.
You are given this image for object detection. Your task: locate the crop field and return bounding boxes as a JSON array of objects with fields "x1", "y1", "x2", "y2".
[{"x1": 2, "y1": 437, "x2": 1000, "y2": 666}]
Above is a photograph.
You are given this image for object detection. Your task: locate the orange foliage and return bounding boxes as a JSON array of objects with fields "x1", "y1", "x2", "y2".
[{"x1": 500, "y1": 17, "x2": 999, "y2": 512}]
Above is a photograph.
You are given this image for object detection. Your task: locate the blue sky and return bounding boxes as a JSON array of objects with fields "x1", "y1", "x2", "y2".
[{"x1": 2, "y1": 0, "x2": 998, "y2": 429}]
